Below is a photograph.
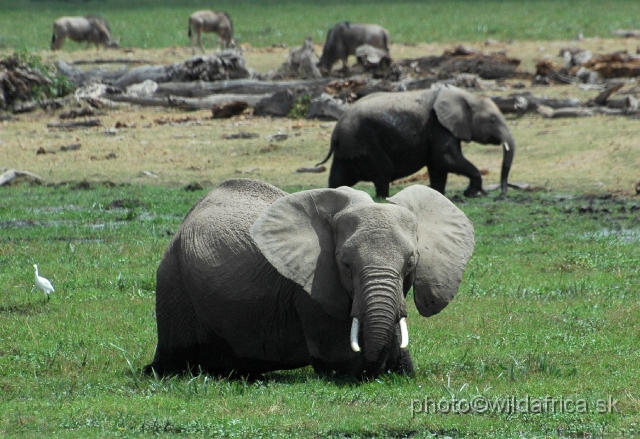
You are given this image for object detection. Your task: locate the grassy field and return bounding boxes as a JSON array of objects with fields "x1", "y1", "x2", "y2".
[
  {"x1": 2, "y1": 0, "x2": 640, "y2": 50},
  {"x1": 1, "y1": 184, "x2": 638, "y2": 438}
]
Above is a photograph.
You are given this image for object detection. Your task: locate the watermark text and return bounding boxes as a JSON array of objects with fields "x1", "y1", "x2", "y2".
[{"x1": 411, "y1": 395, "x2": 619, "y2": 417}]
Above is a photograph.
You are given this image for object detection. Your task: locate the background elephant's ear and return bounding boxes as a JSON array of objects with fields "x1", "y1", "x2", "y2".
[
  {"x1": 250, "y1": 188, "x2": 371, "y2": 321},
  {"x1": 388, "y1": 185, "x2": 474, "y2": 317},
  {"x1": 433, "y1": 88, "x2": 473, "y2": 142}
]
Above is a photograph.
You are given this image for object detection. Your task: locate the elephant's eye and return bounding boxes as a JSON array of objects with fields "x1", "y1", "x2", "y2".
[{"x1": 490, "y1": 115, "x2": 497, "y2": 123}]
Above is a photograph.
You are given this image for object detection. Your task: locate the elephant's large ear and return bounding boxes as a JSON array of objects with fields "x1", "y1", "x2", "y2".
[
  {"x1": 250, "y1": 188, "x2": 373, "y2": 321},
  {"x1": 388, "y1": 185, "x2": 474, "y2": 317},
  {"x1": 433, "y1": 87, "x2": 473, "y2": 142}
]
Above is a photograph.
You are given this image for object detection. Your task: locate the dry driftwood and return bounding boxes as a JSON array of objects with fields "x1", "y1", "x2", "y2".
[
  {"x1": 59, "y1": 107, "x2": 95, "y2": 119},
  {"x1": 211, "y1": 101, "x2": 249, "y2": 118},
  {"x1": 396, "y1": 45, "x2": 521, "y2": 80},
  {"x1": 589, "y1": 82, "x2": 626, "y2": 106},
  {"x1": 537, "y1": 105, "x2": 594, "y2": 118},
  {"x1": 491, "y1": 95, "x2": 529, "y2": 114},
  {"x1": 223, "y1": 132, "x2": 259, "y2": 140},
  {"x1": 274, "y1": 36, "x2": 322, "y2": 80},
  {"x1": 71, "y1": 58, "x2": 154, "y2": 65},
  {"x1": 55, "y1": 61, "x2": 128, "y2": 86},
  {"x1": 1, "y1": 56, "x2": 53, "y2": 110},
  {"x1": 47, "y1": 119, "x2": 103, "y2": 128},
  {"x1": 306, "y1": 93, "x2": 350, "y2": 120},
  {"x1": 105, "y1": 93, "x2": 270, "y2": 110},
  {"x1": 356, "y1": 44, "x2": 391, "y2": 68},
  {"x1": 56, "y1": 50, "x2": 251, "y2": 88},
  {"x1": 254, "y1": 90, "x2": 296, "y2": 117},
  {"x1": 0, "y1": 169, "x2": 45, "y2": 186},
  {"x1": 60, "y1": 143, "x2": 81, "y2": 151},
  {"x1": 537, "y1": 105, "x2": 628, "y2": 118},
  {"x1": 611, "y1": 29, "x2": 640, "y2": 38},
  {"x1": 296, "y1": 166, "x2": 326, "y2": 173},
  {"x1": 155, "y1": 78, "x2": 334, "y2": 98}
]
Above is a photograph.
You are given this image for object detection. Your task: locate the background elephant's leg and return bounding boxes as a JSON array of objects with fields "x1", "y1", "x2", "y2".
[
  {"x1": 430, "y1": 133, "x2": 484, "y2": 196},
  {"x1": 369, "y1": 152, "x2": 394, "y2": 198},
  {"x1": 427, "y1": 167, "x2": 448, "y2": 194},
  {"x1": 449, "y1": 152, "x2": 485, "y2": 196},
  {"x1": 328, "y1": 158, "x2": 359, "y2": 189}
]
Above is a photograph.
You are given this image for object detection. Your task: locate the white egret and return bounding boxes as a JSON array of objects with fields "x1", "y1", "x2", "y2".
[{"x1": 33, "y1": 264, "x2": 54, "y2": 301}]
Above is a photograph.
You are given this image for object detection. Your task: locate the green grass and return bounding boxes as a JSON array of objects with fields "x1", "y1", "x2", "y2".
[
  {"x1": 1, "y1": 182, "x2": 638, "y2": 438},
  {"x1": 3, "y1": 0, "x2": 640, "y2": 50}
]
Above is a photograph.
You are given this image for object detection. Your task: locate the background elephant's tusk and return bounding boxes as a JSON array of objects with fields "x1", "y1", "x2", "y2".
[
  {"x1": 350, "y1": 317, "x2": 361, "y2": 352},
  {"x1": 399, "y1": 317, "x2": 409, "y2": 348},
  {"x1": 502, "y1": 141, "x2": 510, "y2": 152}
]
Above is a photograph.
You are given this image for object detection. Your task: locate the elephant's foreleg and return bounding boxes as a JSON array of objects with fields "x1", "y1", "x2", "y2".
[
  {"x1": 450, "y1": 157, "x2": 485, "y2": 197},
  {"x1": 441, "y1": 142, "x2": 485, "y2": 197},
  {"x1": 428, "y1": 167, "x2": 448, "y2": 195}
]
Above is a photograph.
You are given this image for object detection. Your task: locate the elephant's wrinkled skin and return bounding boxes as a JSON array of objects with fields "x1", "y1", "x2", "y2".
[
  {"x1": 317, "y1": 86, "x2": 516, "y2": 198},
  {"x1": 144, "y1": 179, "x2": 474, "y2": 378}
]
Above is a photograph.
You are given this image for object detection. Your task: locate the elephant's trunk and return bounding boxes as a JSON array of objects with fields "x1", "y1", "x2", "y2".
[
  {"x1": 500, "y1": 138, "x2": 515, "y2": 196},
  {"x1": 354, "y1": 268, "x2": 406, "y2": 375}
]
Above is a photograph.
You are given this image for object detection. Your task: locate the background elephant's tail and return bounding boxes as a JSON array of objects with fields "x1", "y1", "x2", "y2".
[
  {"x1": 315, "y1": 147, "x2": 334, "y2": 167},
  {"x1": 316, "y1": 134, "x2": 338, "y2": 166}
]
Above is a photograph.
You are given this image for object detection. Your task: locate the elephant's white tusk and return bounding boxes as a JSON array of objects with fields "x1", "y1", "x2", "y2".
[
  {"x1": 350, "y1": 317, "x2": 361, "y2": 352},
  {"x1": 502, "y1": 141, "x2": 510, "y2": 152},
  {"x1": 399, "y1": 317, "x2": 409, "y2": 349}
]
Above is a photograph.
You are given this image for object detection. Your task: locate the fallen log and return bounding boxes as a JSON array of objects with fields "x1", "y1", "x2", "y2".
[
  {"x1": 611, "y1": 29, "x2": 640, "y2": 38},
  {"x1": 47, "y1": 119, "x2": 103, "y2": 128},
  {"x1": 211, "y1": 101, "x2": 249, "y2": 118},
  {"x1": 59, "y1": 107, "x2": 95, "y2": 119},
  {"x1": 0, "y1": 169, "x2": 46, "y2": 186},
  {"x1": 306, "y1": 93, "x2": 349, "y2": 120},
  {"x1": 296, "y1": 166, "x2": 326, "y2": 173},
  {"x1": 491, "y1": 95, "x2": 529, "y2": 114},
  {"x1": 104, "y1": 93, "x2": 270, "y2": 110},
  {"x1": 396, "y1": 45, "x2": 521, "y2": 80},
  {"x1": 56, "y1": 50, "x2": 251, "y2": 87},
  {"x1": 589, "y1": 82, "x2": 626, "y2": 106},
  {"x1": 223, "y1": 132, "x2": 259, "y2": 140},
  {"x1": 60, "y1": 143, "x2": 81, "y2": 151},
  {"x1": 155, "y1": 78, "x2": 333, "y2": 98},
  {"x1": 254, "y1": 90, "x2": 296, "y2": 117},
  {"x1": 13, "y1": 101, "x2": 37, "y2": 114},
  {"x1": 275, "y1": 36, "x2": 322, "y2": 80},
  {"x1": 537, "y1": 105, "x2": 593, "y2": 118},
  {"x1": 55, "y1": 60, "x2": 128, "y2": 86},
  {"x1": 71, "y1": 58, "x2": 154, "y2": 65}
]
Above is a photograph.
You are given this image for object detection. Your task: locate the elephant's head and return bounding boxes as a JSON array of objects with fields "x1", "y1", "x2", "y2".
[
  {"x1": 434, "y1": 87, "x2": 516, "y2": 196},
  {"x1": 250, "y1": 184, "x2": 474, "y2": 376}
]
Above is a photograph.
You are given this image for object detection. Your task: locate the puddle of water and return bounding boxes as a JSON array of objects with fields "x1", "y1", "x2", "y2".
[{"x1": 587, "y1": 228, "x2": 640, "y2": 243}]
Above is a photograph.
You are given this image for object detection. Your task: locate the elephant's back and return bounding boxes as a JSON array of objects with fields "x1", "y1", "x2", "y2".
[
  {"x1": 188, "y1": 178, "x2": 285, "y2": 222},
  {"x1": 178, "y1": 178, "x2": 285, "y2": 269}
]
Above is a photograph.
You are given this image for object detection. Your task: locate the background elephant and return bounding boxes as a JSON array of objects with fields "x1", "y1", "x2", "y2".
[
  {"x1": 145, "y1": 179, "x2": 474, "y2": 378},
  {"x1": 316, "y1": 86, "x2": 516, "y2": 198}
]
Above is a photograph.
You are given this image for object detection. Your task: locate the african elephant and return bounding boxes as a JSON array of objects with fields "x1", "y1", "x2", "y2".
[
  {"x1": 316, "y1": 86, "x2": 516, "y2": 198},
  {"x1": 144, "y1": 179, "x2": 474, "y2": 378}
]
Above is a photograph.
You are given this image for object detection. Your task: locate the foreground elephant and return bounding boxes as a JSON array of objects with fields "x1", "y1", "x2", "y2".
[
  {"x1": 316, "y1": 86, "x2": 516, "y2": 198},
  {"x1": 145, "y1": 179, "x2": 474, "y2": 378}
]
